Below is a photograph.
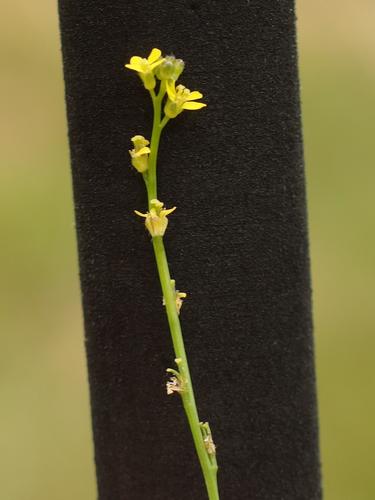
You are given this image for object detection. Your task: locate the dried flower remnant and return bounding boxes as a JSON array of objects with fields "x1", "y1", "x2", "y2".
[{"x1": 163, "y1": 279, "x2": 187, "y2": 315}]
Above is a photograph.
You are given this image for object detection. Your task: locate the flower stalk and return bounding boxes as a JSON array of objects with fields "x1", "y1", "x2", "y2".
[
  {"x1": 152, "y1": 235, "x2": 219, "y2": 499},
  {"x1": 125, "y1": 49, "x2": 219, "y2": 499}
]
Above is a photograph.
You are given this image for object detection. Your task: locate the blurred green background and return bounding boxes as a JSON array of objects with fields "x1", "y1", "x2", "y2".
[{"x1": 1, "y1": 1, "x2": 374, "y2": 498}]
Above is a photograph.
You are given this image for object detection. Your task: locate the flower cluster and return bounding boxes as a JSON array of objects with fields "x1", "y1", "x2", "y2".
[
  {"x1": 127, "y1": 48, "x2": 206, "y2": 237},
  {"x1": 125, "y1": 47, "x2": 206, "y2": 117}
]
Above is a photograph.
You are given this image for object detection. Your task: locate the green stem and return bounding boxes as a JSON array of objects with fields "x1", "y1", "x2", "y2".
[
  {"x1": 152, "y1": 237, "x2": 219, "y2": 500},
  {"x1": 147, "y1": 96, "x2": 160, "y2": 201},
  {"x1": 147, "y1": 84, "x2": 167, "y2": 203},
  {"x1": 144, "y1": 86, "x2": 219, "y2": 500}
]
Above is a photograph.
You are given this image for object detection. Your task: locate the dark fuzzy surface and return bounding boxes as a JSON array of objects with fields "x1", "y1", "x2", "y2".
[{"x1": 58, "y1": 1, "x2": 321, "y2": 498}]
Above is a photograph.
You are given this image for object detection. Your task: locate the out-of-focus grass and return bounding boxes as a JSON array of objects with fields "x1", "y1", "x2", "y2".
[
  {"x1": 0, "y1": 154, "x2": 96, "y2": 500},
  {"x1": 298, "y1": 3, "x2": 375, "y2": 497},
  {"x1": 0, "y1": 1, "x2": 374, "y2": 499},
  {"x1": 301, "y1": 59, "x2": 375, "y2": 499},
  {"x1": 1, "y1": 2, "x2": 96, "y2": 499}
]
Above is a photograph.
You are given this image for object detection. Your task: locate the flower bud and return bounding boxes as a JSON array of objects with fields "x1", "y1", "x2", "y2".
[
  {"x1": 156, "y1": 55, "x2": 185, "y2": 81},
  {"x1": 131, "y1": 135, "x2": 149, "y2": 149},
  {"x1": 129, "y1": 135, "x2": 150, "y2": 173}
]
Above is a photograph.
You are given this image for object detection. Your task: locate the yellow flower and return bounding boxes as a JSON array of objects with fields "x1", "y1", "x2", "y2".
[
  {"x1": 125, "y1": 48, "x2": 164, "y2": 90},
  {"x1": 134, "y1": 199, "x2": 176, "y2": 237},
  {"x1": 164, "y1": 80, "x2": 206, "y2": 118},
  {"x1": 129, "y1": 135, "x2": 150, "y2": 173}
]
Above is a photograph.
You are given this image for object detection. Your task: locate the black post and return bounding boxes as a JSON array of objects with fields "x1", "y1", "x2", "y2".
[{"x1": 58, "y1": 1, "x2": 321, "y2": 499}]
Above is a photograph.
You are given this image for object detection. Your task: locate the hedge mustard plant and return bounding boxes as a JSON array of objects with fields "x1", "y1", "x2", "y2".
[{"x1": 125, "y1": 48, "x2": 219, "y2": 500}]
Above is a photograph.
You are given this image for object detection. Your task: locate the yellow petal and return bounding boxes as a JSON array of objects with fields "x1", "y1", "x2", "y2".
[
  {"x1": 150, "y1": 58, "x2": 164, "y2": 70},
  {"x1": 130, "y1": 56, "x2": 143, "y2": 65},
  {"x1": 131, "y1": 135, "x2": 149, "y2": 145},
  {"x1": 148, "y1": 48, "x2": 162, "y2": 64},
  {"x1": 125, "y1": 63, "x2": 142, "y2": 72},
  {"x1": 137, "y1": 146, "x2": 151, "y2": 155},
  {"x1": 182, "y1": 102, "x2": 207, "y2": 110},
  {"x1": 166, "y1": 80, "x2": 177, "y2": 100},
  {"x1": 161, "y1": 206, "x2": 177, "y2": 217},
  {"x1": 134, "y1": 210, "x2": 148, "y2": 218},
  {"x1": 126, "y1": 56, "x2": 147, "y2": 72},
  {"x1": 186, "y1": 91, "x2": 203, "y2": 101}
]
